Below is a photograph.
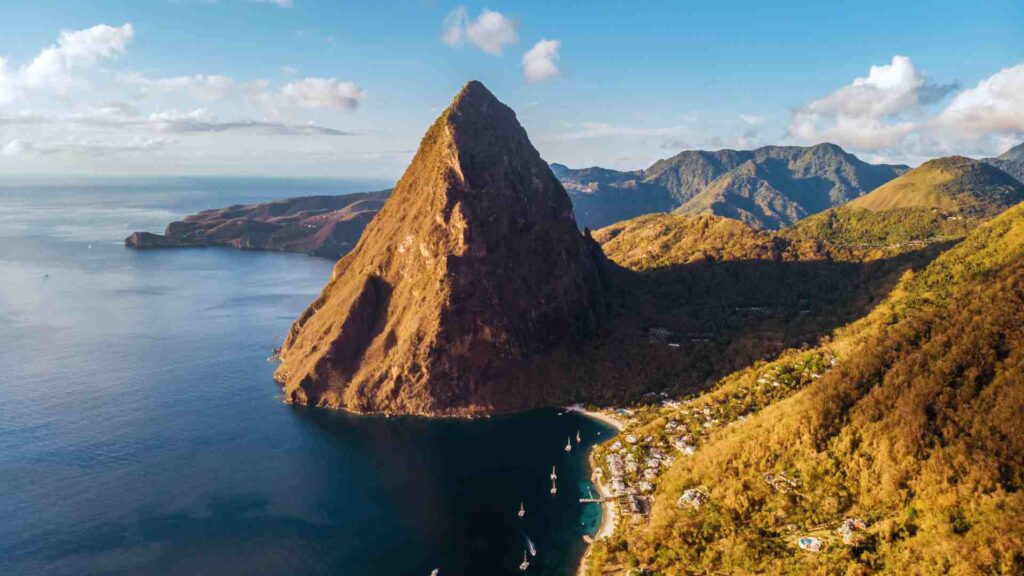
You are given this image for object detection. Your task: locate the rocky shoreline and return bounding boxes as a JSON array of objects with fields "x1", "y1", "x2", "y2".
[{"x1": 125, "y1": 190, "x2": 389, "y2": 259}]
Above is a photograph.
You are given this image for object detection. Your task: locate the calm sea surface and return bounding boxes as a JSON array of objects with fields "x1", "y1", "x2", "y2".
[{"x1": 0, "y1": 178, "x2": 612, "y2": 576}]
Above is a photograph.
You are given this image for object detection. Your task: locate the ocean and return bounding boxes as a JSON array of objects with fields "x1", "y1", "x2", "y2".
[{"x1": 0, "y1": 178, "x2": 613, "y2": 576}]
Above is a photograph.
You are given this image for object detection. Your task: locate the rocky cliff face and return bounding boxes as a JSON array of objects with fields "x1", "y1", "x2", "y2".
[{"x1": 274, "y1": 81, "x2": 607, "y2": 415}]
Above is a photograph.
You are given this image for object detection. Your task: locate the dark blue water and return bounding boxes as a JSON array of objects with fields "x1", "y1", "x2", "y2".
[{"x1": 0, "y1": 179, "x2": 612, "y2": 576}]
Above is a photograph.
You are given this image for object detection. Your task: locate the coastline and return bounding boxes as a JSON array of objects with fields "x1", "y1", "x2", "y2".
[{"x1": 570, "y1": 406, "x2": 625, "y2": 576}]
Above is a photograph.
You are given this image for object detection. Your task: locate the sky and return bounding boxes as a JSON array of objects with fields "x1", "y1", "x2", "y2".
[{"x1": 0, "y1": 0, "x2": 1021, "y2": 179}]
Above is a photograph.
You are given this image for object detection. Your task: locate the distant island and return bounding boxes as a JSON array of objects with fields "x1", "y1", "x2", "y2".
[{"x1": 126, "y1": 190, "x2": 388, "y2": 259}]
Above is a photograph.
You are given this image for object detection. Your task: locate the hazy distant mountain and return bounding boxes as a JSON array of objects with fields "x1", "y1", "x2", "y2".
[
  {"x1": 985, "y1": 141, "x2": 1024, "y2": 184},
  {"x1": 666, "y1": 144, "x2": 908, "y2": 229},
  {"x1": 554, "y1": 143, "x2": 907, "y2": 230},
  {"x1": 552, "y1": 163, "x2": 676, "y2": 230}
]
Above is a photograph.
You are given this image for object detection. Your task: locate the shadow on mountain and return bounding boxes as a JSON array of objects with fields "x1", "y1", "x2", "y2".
[{"x1": 550, "y1": 240, "x2": 958, "y2": 407}]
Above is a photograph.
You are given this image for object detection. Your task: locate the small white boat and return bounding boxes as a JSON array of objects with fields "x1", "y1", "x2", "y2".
[
  {"x1": 518, "y1": 502, "x2": 525, "y2": 518},
  {"x1": 430, "y1": 570, "x2": 439, "y2": 576},
  {"x1": 550, "y1": 465, "x2": 557, "y2": 480},
  {"x1": 519, "y1": 550, "x2": 530, "y2": 571},
  {"x1": 550, "y1": 478, "x2": 557, "y2": 495},
  {"x1": 564, "y1": 437, "x2": 572, "y2": 452},
  {"x1": 576, "y1": 430, "x2": 581, "y2": 443}
]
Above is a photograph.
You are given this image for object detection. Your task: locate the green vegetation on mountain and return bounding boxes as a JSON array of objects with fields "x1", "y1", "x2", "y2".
[
  {"x1": 783, "y1": 207, "x2": 975, "y2": 247},
  {"x1": 586, "y1": 201, "x2": 1024, "y2": 576},
  {"x1": 785, "y1": 156, "x2": 1024, "y2": 247},
  {"x1": 849, "y1": 156, "x2": 1022, "y2": 215},
  {"x1": 594, "y1": 213, "x2": 826, "y2": 270},
  {"x1": 573, "y1": 211, "x2": 946, "y2": 411}
]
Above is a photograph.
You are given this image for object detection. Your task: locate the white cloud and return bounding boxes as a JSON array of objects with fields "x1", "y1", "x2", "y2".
[
  {"x1": 788, "y1": 55, "x2": 956, "y2": 151},
  {"x1": 1, "y1": 139, "x2": 33, "y2": 156},
  {"x1": 279, "y1": 77, "x2": 366, "y2": 110},
  {"x1": 256, "y1": 0, "x2": 293, "y2": 7},
  {"x1": 442, "y1": 7, "x2": 517, "y2": 56},
  {"x1": 789, "y1": 55, "x2": 1024, "y2": 161},
  {"x1": 442, "y1": 8, "x2": 467, "y2": 48},
  {"x1": 523, "y1": 39, "x2": 561, "y2": 83},
  {"x1": 936, "y1": 63, "x2": 1024, "y2": 139},
  {"x1": 0, "y1": 23, "x2": 134, "y2": 101},
  {"x1": 740, "y1": 114, "x2": 763, "y2": 125}
]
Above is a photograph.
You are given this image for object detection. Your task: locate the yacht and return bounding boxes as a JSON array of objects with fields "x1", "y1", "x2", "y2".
[
  {"x1": 518, "y1": 502, "x2": 525, "y2": 518},
  {"x1": 550, "y1": 465, "x2": 557, "y2": 480},
  {"x1": 519, "y1": 550, "x2": 530, "y2": 571}
]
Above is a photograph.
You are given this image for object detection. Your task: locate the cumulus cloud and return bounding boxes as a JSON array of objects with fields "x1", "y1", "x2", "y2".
[
  {"x1": 789, "y1": 55, "x2": 958, "y2": 151},
  {"x1": 280, "y1": 77, "x2": 366, "y2": 110},
  {"x1": 442, "y1": 7, "x2": 517, "y2": 55},
  {"x1": 790, "y1": 55, "x2": 1024, "y2": 160},
  {"x1": 936, "y1": 63, "x2": 1024, "y2": 140},
  {"x1": 0, "y1": 23, "x2": 134, "y2": 101},
  {"x1": 523, "y1": 39, "x2": 561, "y2": 83}
]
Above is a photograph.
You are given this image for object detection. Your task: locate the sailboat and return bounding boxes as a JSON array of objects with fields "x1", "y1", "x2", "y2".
[
  {"x1": 519, "y1": 550, "x2": 530, "y2": 571},
  {"x1": 564, "y1": 436, "x2": 572, "y2": 452},
  {"x1": 576, "y1": 430, "x2": 581, "y2": 444},
  {"x1": 518, "y1": 502, "x2": 525, "y2": 518},
  {"x1": 550, "y1": 465, "x2": 557, "y2": 480},
  {"x1": 550, "y1": 477, "x2": 558, "y2": 495},
  {"x1": 525, "y1": 535, "x2": 537, "y2": 556},
  {"x1": 430, "y1": 570, "x2": 439, "y2": 576}
]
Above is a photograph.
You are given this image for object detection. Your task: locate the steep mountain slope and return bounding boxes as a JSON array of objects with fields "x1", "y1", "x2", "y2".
[
  {"x1": 786, "y1": 156, "x2": 1024, "y2": 246},
  {"x1": 588, "y1": 202, "x2": 1024, "y2": 575},
  {"x1": 667, "y1": 144, "x2": 908, "y2": 228},
  {"x1": 985, "y1": 141, "x2": 1024, "y2": 184},
  {"x1": 125, "y1": 191, "x2": 389, "y2": 258},
  {"x1": 594, "y1": 212, "x2": 827, "y2": 269},
  {"x1": 575, "y1": 212, "x2": 946, "y2": 409},
  {"x1": 849, "y1": 156, "x2": 1023, "y2": 214},
  {"x1": 274, "y1": 82, "x2": 607, "y2": 415}
]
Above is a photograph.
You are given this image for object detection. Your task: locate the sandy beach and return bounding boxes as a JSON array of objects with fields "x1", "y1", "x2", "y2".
[{"x1": 571, "y1": 406, "x2": 625, "y2": 575}]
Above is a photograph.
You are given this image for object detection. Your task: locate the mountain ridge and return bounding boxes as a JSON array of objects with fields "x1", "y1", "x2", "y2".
[
  {"x1": 985, "y1": 141, "x2": 1024, "y2": 185},
  {"x1": 557, "y1": 143, "x2": 908, "y2": 229}
]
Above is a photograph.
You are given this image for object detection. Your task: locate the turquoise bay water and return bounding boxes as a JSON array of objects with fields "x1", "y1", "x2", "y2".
[{"x1": 0, "y1": 179, "x2": 613, "y2": 576}]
